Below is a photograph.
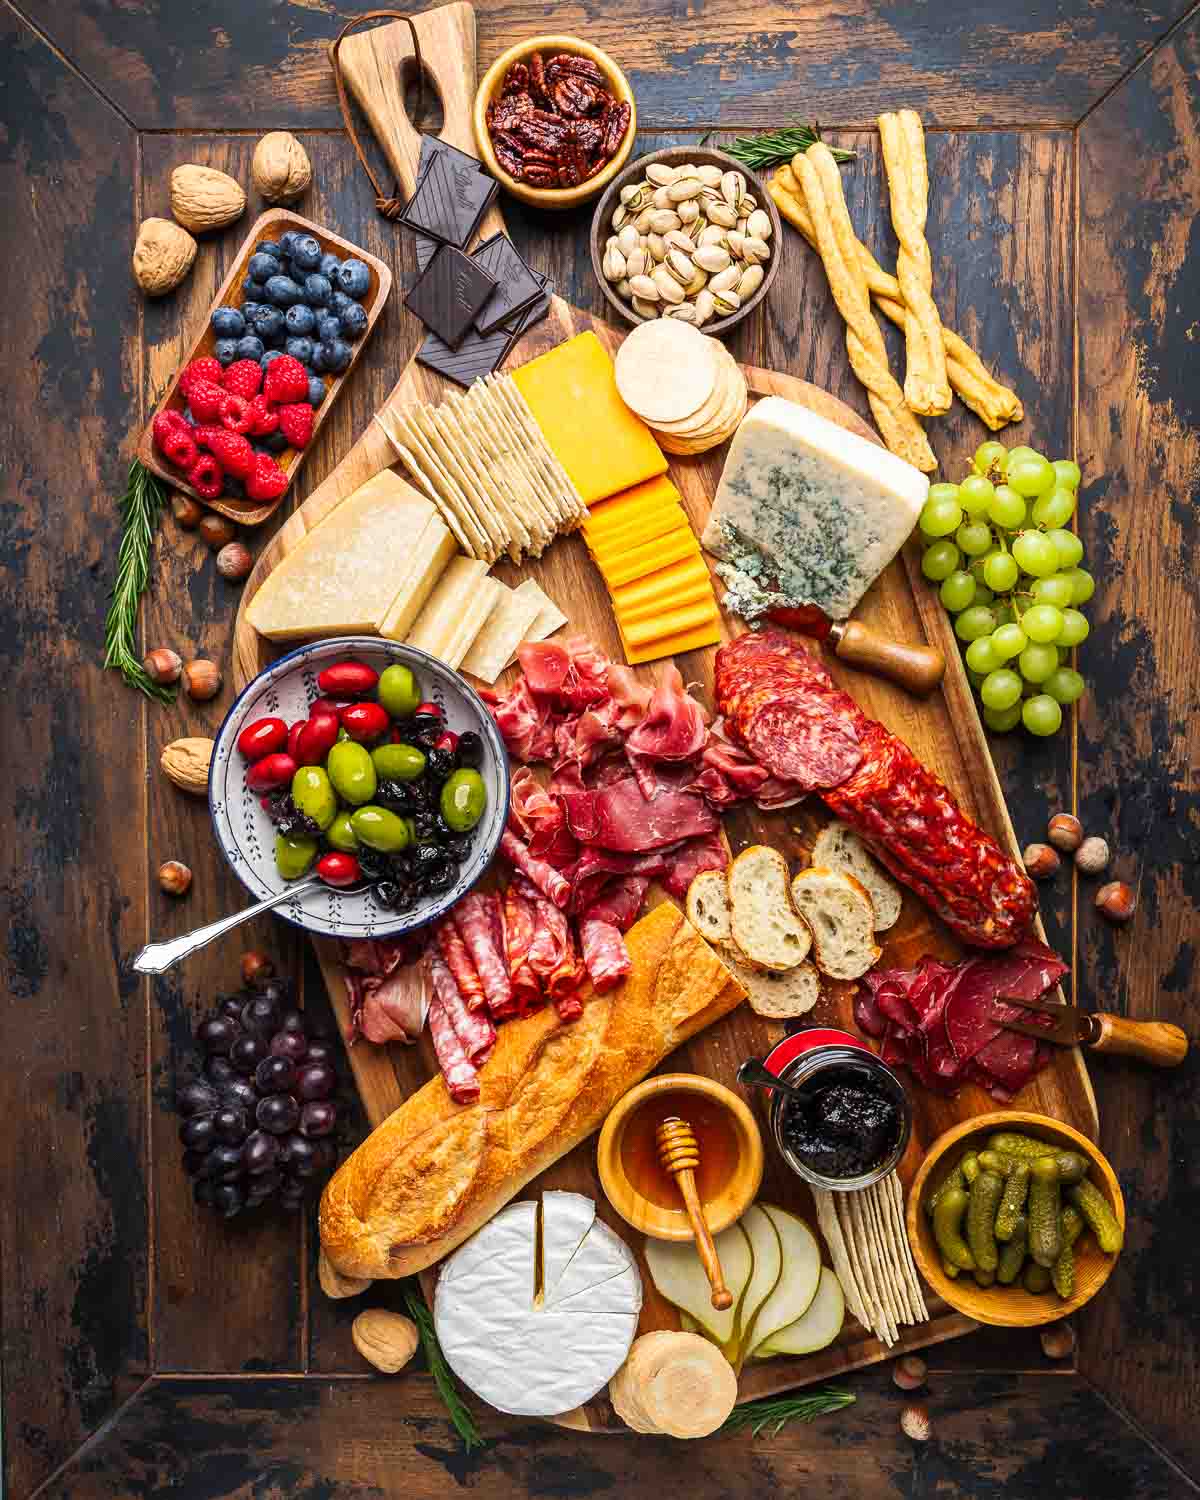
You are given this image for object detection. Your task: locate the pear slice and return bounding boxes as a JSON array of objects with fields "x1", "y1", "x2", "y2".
[
  {"x1": 732, "y1": 1205, "x2": 782, "y2": 1367},
  {"x1": 644, "y1": 1222, "x2": 752, "y2": 1355},
  {"x1": 755, "y1": 1266, "x2": 845, "y2": 1357},
  {"x1": 746, "y1": 1204, "x2": 822, "y2": 1357}
]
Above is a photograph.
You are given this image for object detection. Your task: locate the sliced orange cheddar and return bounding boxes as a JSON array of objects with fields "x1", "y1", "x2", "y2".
[
  {"x1": 610, "y1": 554, "x2": 713, "y2": 614},
  {"x1": 587, "y1": 505, "x2": 690, "y2": 562},
  {"x1": 623, "y1": 599, "x2": 720, "y2": 648},
  {"x1": 598, "y1": 529, "x2": 702, "y2": 589},
  {"x1": 614, "y1": 571, "x2": 717, "y2": 626},
  {"x1": 512, "y1": 332, "x2": 668, "y2": 505},
  {"x1": 584, "y1": 475, "x2": 680, "y2": 531},
  {"x1": 618, "y1": 616, "x2": 723, "y2": 664}
]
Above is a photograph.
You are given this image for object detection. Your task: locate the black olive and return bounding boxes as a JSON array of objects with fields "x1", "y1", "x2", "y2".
[
  {"x1": 376, "y1": 779, "x2": 415, "y2": 813},
  {"x1": 432, "y1": 813, "x2": 454, "y2": 840},
  {"x1": 413, "y1": 811, "x2": 437, "y2": 840},
  {"x1": 407, "y1": 781, "x2": 433, "y2": 810},
  {"x1": 455, "y1": 731, "x2": 483, "y2": 767},
  {"x1": 409, "y1": 711, "x2": 442, "y2": 736},
  {"x1": 428, "y1": 863, "x2": 456, "y2": 892},
  {"x1": 374, "y1": 881, "x2": 400, "y2": 909},
  {"x1": 444, "y1": 835, "x2": 473, "y2": 863},
  {"x1": 357, "y1": 848, "x2": 390, "y2": 880},
  {"x1": 394, "y1": 887, "x2": 416, "y2": 910},
  {"x1": 412, "y1": 842, "x2": 443, "y2": 870},
  {"x1": 425, "y1": 747, "x2": 454, "y2": 781},
  {"x1": 412, "y1": 729, "x2": 441, "y2": 753}
]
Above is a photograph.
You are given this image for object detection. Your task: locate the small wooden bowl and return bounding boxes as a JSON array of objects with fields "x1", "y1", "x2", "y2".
[
  {"x1": 908, "y1": 1111, "x2": 1124, "y2": 1328},
  {"x1": 597, "y1": 1073, "x2": 763, "y2": 1242},
  {"x1": 473, "y1": 36, "x2": 637, "y2": 211},
  {"x1": 589, "y1": 146, "x2": 782, "y2": 338}
]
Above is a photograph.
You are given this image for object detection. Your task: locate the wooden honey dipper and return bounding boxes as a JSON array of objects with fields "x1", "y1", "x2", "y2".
[{"x1": 655, "y1": 1115, "x2": 732, "y2": 1310}]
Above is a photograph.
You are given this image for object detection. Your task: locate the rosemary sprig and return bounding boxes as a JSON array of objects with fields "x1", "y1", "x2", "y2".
[
  {"x1": 723, "y1": 125, "x2": 855, "y2": 172},
  {"x1": 720, "y1": 1387, "x2": 857, "y2": 1437},
  {"x1": 103, "y1": 460, "x2": 175, "y2": 704},
  {"x1": 401, "y1": 1280, "x2": 484, "y2": 1452}
]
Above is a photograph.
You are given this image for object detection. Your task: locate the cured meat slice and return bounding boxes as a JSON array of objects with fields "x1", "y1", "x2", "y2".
[
  {"x1": 427, "y1": 988, "x2": 480, "y2": 1105},
  {"x1": 436, "y1": 920, "x2": 487, "y2": 1012},
  {"x1": 581, "y1": 874, "x2": 651, "y2": 930},
  {"x1": 346, "y1": 962, "x2": 428, "y2": 1045},
  {"x1": 524, "y1": 891, "x2": 585, "y2": 999},
  {"x1": 559, "y1": 777, "x2": 719, "y2": 852},
  {"x1": 625, "y1": 664, "x2": 709, "y2": 762},
  {"x1": 452, "y1": 892, "x2": 513, "y2": 1014},
  {"x1": 509, "y1": 767, "x2": 578, "y2": 867},
  {"x1": 660, "y1": 830, "x2": 729, "y2": 899},
  {"x1": 485, "y1": 676, "x2": 561, "y2": 763},
  {"x1": 429, "y1": 953, "x2": 495, "y2": 1063},
  {"x1": 554, "y1": 990, "x2": 584, "y2": 1022},
  {"x1": 502, "y1": 878, "x2": 543, "y2": 1013},
  {"x1": 579, "y1": 917, "x2": 632, "y2": 993},
  {"x1": 742, "y1": 697, "x2": 863, "y2": 790},
  {"x1": 501, "y1": 827, "x2": 572, "y2": 908}
]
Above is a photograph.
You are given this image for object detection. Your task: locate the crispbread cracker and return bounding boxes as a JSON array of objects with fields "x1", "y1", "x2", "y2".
[
  {"x1": 453, "y1": 391, "x2": 543, "y2": 551},
  {"x1": 374, "y1": 414, "x2": 476, "y2": 558},
  {"x1": 846, "y1": 1192, "x2": 896, "y2": 1346},
  {"x1": 395, "y1": 410, "x2": 494, "y2": 560},
  {"x1": 473, "y1": 382, "x2": 564, "y2": 545},
  {"x1": 426, "y1": 401, "x2": 527, "y2": 561},
  {"x1": 467, "y1": 384, "x2": 555, "y2": 549},
  {"x1": 814, "y1": 1188, "x2": 870, "y2": 1330},
  {"x1": 414, "y1": 404, "x2": 509, "y2": 560},
  {"x1": 493, "y1": 374, "x2": 587, "y2": 525},
  {"x1": 863, "y1": 1184, "x2": 903, "y2": 1334},
  {"x1": 885, "y1": 1172, "x2": 929, "y2": 1320}
]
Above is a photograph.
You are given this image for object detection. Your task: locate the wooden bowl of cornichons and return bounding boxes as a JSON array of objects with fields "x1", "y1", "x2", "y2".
[
  {"x1": 589, "y1": 146, "x2": 782, "y2": 338},
  {"x1": 908, "y1": 1111, "x2": 1125, "y2": 1328}
]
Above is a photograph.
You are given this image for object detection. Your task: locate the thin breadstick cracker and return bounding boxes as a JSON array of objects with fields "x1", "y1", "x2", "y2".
[{"x1": 813, "y1": 1188, "x2": 870, "y2": 1331}]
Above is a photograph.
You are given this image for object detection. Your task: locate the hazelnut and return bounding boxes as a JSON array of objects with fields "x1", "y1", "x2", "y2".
[
  {"x1": 1047, "y1": 813, "x2": 1083, "y2": 852},
  {"x1": 899, "y1": 1403, "x2": 932, "y2": 1442},
  {"x1": 1040, "y1": 1322, "x2": 1076, "y2": 1360},
  {"x1": 892, "y1": 1354, "x2": 927, "y2": 1391},
  {"x1": 1075, "y1": 836, "x2": 1110, "y2": 875},
  {"x1": 216, "y1": 541, "x2": 253, "y2": 582},
  {"x1": 1095, "y1": 880, "x2": 1136, "y2": 923},
  {"x1": 158, "y1": 860, "x2": 192, "y2": 896},
  {"x1": 143, "y1": 647, "x2": 183, "y2": 685},
  {"x1": 183, "y1": 658, "x2": 222, "y2": 701},
  {"x1": 351, "y1": 1309, "x2": 419, "y2": 1373},
  {"x1": 173, "y1": 494, "x2": 203, "y2": 530},
  {"x1": 199, "y1": 513, "x2": 237, "y2": 550},
  {"x1": 241, "y1": 950, "x2": 274, "y2": 986},
  {"x1": 1022, "y1": 842, "x2": 1060, "y2": 880},
  {"x1": 318, "y1": 1249, "x2": 370, "y2": 1301}
]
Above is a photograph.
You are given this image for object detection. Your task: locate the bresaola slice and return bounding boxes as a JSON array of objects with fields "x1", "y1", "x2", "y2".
[{"x1": 560, "y1": 778, "x2": 719, "y2": 852}]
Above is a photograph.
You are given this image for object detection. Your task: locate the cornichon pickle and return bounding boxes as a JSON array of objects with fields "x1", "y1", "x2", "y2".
[
  {"x1": 932, "y1": 1187, "x2": 976, "y2": 1270},
  {"x1": 974, "y1": 1267, "x2": 996, "y2": 1287},
  {"x1": 995, "y1": 1161, "x2": 1031, "y2": 1242},
  {"x1": 1053, "y1": 1152, "x2": 1088, "y2": 1186},
  {"x1": 1069, "y1": 1178, "x2": 1124, "y2": 1253},
  {"x1": 926, "y1": 1160, "x2": 966, "y2": 1216},
  {"x1": 978, "y1": 1149, "x2": 1017, "y2": 1177},
  {"x1": 996, "y1": 1216, "x2": 1029, "y2": 1284},
  {"x1": 988, "y1": 1134, "x2": 1089, "y2": 1185},
  {"x1": 966, "y1": 1169, "x2": 1003, "y2": 1272},
  {"x1": 1023, "y1": 1262, "x2": 1052, "y2": 1294},
  {"x1": 961, "y1": 1151, "x2": 981, "y2": 1185},
  {"x1": 1051, "y1": 1204, "x2": 1086, "y2": 1299},
  {"x1": 1028, "y1": 1157, "x2": 1063, "y2": 1267},
  {"x1": 941, "y1": 1256, "x2": 962, "y2": 1280}
]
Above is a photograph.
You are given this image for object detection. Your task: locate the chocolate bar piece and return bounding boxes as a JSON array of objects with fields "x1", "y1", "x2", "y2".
[
  {"x1": 503, "y1": 274, "x2": 553, "y2": 338},
  {"x1": 416, "y1": 324, "x2": 514, "y2": 388},
  {"x1": 400, "y1": 150, "x2": 497, "y2": 247},
  {"x1": 404, "y1": 245, "x2": 498, "y2": 349},
  {"x1": 470, "y1": 234, "x2": 546, "y2": 335}
]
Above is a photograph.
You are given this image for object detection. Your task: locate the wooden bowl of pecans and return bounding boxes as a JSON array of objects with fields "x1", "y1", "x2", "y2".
[
  {"x1": 473, "y1": 36, "x2": 637, "y2": 211},
  {"x1": 589, "y1": 146, "x2": 782, "y2": 337}
]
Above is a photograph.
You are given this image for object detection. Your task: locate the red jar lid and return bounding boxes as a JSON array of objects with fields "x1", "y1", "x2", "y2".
[{"x1": 763, "y1": 1029, "x2": 871, "y2": 1078}]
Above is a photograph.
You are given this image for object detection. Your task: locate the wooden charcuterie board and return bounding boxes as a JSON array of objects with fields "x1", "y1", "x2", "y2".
[{"x1": 233, "y1": 298, "x2": 1097, "y2": 1429}]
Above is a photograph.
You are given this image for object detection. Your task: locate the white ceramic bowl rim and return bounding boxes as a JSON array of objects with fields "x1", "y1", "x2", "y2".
[{"x1": 208, "y1": 637, "x2": 510, "y2": 940}]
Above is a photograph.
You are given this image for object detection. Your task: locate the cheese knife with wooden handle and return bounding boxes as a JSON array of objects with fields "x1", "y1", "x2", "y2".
[
  {"x1": 995, "y1": 993, "x2": 1189, "y2": 1067},
  {"x1": 768, "y1": 602, "x2": 946, "y2": 696}
]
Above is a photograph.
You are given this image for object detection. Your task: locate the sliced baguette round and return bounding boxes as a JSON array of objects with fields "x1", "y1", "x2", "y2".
[
  {"x1": 810, "y1": 822, "x2": 902, "y2": 932},
  {"x1": 727, "y1": 845, "x2": 812, "y2": 972},
  {"x1": 686, "y1": 869, "x2": 732, "y2": 948},
  {"x1": 788, "y1": 866, "x2": 881, "y2": 980},
  {"x1": 733, "y1": 957, "x2": 821, "y2": 1019}
]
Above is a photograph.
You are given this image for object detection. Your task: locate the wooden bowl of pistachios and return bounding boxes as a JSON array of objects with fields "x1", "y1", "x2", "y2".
[{"x1": 589, "y1": 146, "x2": 781, "y2": 338}]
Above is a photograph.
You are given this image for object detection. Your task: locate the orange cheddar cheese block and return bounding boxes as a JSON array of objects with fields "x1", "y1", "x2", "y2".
[
  {"x1": 597, "y1": 528, "x2": 702, "y2": 589},
  {"x1": 512, "y1": 333, "x2": 668, "y2": 506},
  {"x1": 618, "y1": 615, "x2": 723, "y2": 664},
  {"x1": 623, "y1": 599, "x2": 720, "y2": 648},
  {"x1": 610, "y1": 554, "x2": 713, "y2": 612},
  {"x1": 587, "y1": 505, "x2": 690, "y2": 562},
  {"x1": 614, "y1": 570, "x2": 717, "y2": 626},
  {"x1": 584, "y1": 475, "x2": 680, "y2": 531}
]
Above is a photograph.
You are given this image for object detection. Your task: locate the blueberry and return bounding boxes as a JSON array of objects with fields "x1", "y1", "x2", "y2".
[
  {"x1": 336, "y1": 259, "x2": 371, "y2": 299},
  {"x1": 285, "y1": 303, "x2": 316, "y2": 336},
  {"x1": 264, "y1": 274, "x2": 303, "y2": 307},
  {"x1": 339, "y1": 302, "x2": 369, "y2": 341},
  {"x1": 304, "y1": 273, "x2": 332, "y2": 307},
  {"x1": 257, "y1": 239, "x2": 282, "y2": 258},
  {"x1": 285, "y1": 336, "x2": 314, "y2": 365},
  {"x1": 315, "y1": 313, "x2": 341, "y2": 344},
  {"x1": 214, "y1": 338, "x2": 239, "y2": 367},
  {"x1": 242, "y1": 300, "x2": 263, "y2": 321},
  {"x1": 291, "y1": 234, "x2": 322, "y2": 271},
  {"x1": 279, "y1": 230, "x2": 301, "y2": 255},
  {"x1": 260, "y1": 348, "x2": 286, "y2": 370},
  {"x1": 319, "y1": 252, "x2": 341, "y2": 280},
  {"x1": 211, "y1": 306, "x2": 245, "y2": 339},
  {"x1": 241, "y1": 276, "x2": 259, "y2": 297},
  {"x1": 307, "y1": 377, "x2": 326, "y2": 407},
  {"x1": 249, "y1": 305, "x2": 285, "y2": 341},
  {"x1": 223, "y1": 476, "x2": 245, "y2": 498},
  {"x1": 326, "y1": 338, "x2": 353, "y2": 372},
  {"x1": 235, "y1": 333, "x2": 265, "y2": 361},
  {"x1": 329, "y1": 289, "x2": 354, "y2": 318},
  {"x1": 248, "y1": 252, "x2": 281, "y2": 282},
  {"x1": 310, "y1": 343, "x2": 328, "y2": 373},
  {"x1": 263, "y1": 430, "x2": 289, "y2": 453}
]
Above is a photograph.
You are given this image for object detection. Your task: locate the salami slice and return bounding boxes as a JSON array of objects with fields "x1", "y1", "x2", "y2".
[
  {"x1": 579, "y1": 917, "x2": 632, "y2": 994},
  {"x1": 436, "y1": 921, "x2": 487, "y2": 1012},
  {"x1": 429, "y1": 953, "x2": 495, "y2": 1063},
  {"x1": 452, "y1": 892, "x2": 513, "y2": 1014},
  {"x1": 742, "y1": 696, "x2": 863, "y2": 790},
  {"x1": 501, "y1": 827, "x2": 571, "y2": 909},
  {"x1": 427, "y1": 989, "x2": 480, "y2": 1105},
  {"x1": 502, "y1": 879, "x2": 543, "y2": 1015},
  {"x1": 554, "y1": 990, "x2": 584, "y2": 1022}
]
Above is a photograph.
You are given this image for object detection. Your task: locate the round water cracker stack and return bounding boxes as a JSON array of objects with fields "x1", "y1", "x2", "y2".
[
  {"x1": 657, "y1": 373, "x2": 747, "y2": 454},
  {"x1": 647, "y1": 345, "x2": 743, "y2": 433},
  {"x1": 609, "y1": 1331, "x2": 736, "y2": 1439},
  {"x1": 614, "y1": 320, "x2": 721, "y2": 424}
]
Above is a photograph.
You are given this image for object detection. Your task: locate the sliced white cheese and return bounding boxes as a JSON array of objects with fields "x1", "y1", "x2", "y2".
[
  {"x1": 246, "y1": 470, "x2": 434, "y2": 640},
  {"x1": 539, "y1": 1191, "x2": 596, "y2": 1305},
  {"x1": 378, "y1": 513, "x2": 458, "y2": 642},
  {"x1": 701, "y1": 396, "x2": 929, "y2": 623},
  {"x1": 505, "y1": 578, "x2": 567, "y2": 667},
  {"x1": 549, "y1": 1216, "x2": 637, "y2": 1307},
  {"x1": 459, "y1": 581, "x2": 544, "y2": 684},
  {"x1": 405, "y1": 556, "x2": 492, "y2": 666},
  {"x1": 440, "y1": 576, "x2": 501, "y2": 671}
]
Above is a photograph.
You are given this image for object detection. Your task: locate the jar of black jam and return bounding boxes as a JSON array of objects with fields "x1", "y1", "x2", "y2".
[{"x1": 762, "y1": 1029, "x2": 911, "y2": 1192}]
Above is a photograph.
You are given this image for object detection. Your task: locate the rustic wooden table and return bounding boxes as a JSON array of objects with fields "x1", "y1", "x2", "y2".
[{"x1": 2, "y1": 3, "x2": 1198, "y2": 1496}]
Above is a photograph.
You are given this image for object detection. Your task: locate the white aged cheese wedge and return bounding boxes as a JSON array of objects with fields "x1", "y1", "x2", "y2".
[
  {"x1": 701, "y1": 396, "x2": 929, "y2": 623},
  {"x1": 435, "y1": 1193, "x2": 641, "y2": 1417},
  {"x1": 246, "y1": 471, "x2": 434, "y2": 640},
  {"x1": 377, "y1": 513, "x2": 457, "y2": 642},
  {"x1": 539, "y1": 1190, "x2": 595, "y2": 1304},
  {"x1": 511, "y1": 578, "x2": 567, "y2": 651}
]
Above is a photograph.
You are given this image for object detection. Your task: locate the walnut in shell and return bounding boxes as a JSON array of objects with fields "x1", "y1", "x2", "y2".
[
  {"x1": 170, "y1": 164, "x2": 246, "y2": 233},
  {"x1": 252, "y1": 131, "x2": 312, "y2": 204},
  {"x1": 352, "y1": 1309, "x2": 419, "y2": 1373},
  {"x1": 132, "y1": 218, "x2": 197, "y2": 295},
  {"x1": 160, "y1": 737, "x2": 214, "y2": 795}
]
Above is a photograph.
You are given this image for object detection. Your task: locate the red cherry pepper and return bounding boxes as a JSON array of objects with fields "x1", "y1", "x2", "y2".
[
  {"x1": 245, "y1": 752, "x2": 297, "y2": 793},
  {"x1": 237, "y1": 716, "x2": 288, "y2": 763},
  {"x1": 287, "y1": 721, "x2": 305, "y2": 760},
  {"x1": 294, "y1": 712, "x2": 340, "y2": 767},
  {"x1": 317, "y1": 661, "x2": 378, "y2": 697},
  {"x1": 340, "y1": 701, "x2": 391, "y2": 743},
  {"x1": 310, "y1": 696, "x2": 352, "y2": 718},
  {"x1": 316, "y1": 851, "x2": 362, "y2": 889},
  {"x1": 414, "y1": 700, "x2": 442, "y2": 720},
  {"x1": 434, "y1": 730, "x2": 460, "y2": 753}
]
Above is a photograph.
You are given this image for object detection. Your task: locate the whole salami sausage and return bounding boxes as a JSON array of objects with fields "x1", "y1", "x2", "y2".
[
  {"x1": 429, "y1": 954, "x2": 495, "y2": 1064},
  {"x1": 452, "y1": 892, "x2": 513, "y2": 1014},
  {"x1": 427, "y1": 988, "x2": 480, "y2": 1105}
]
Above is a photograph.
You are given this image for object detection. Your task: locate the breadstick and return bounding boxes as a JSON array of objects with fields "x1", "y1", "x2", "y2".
[
  {"x1": 769, "y1": 166, "x2": 1023, "y2": 431},
  {"x1": 877, "y1": 110, "x2": 951, "y2": 417},
  {"x1": 796, "y1": 144, "x2": 937, "y2": 472}
]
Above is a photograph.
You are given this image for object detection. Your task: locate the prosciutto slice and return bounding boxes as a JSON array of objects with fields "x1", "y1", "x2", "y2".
[
  {"x1": 560, "y1": 777, "x2": 718, "y2": 852},
  {"x1": 436, "y1": 921, "x2": 487, "y2": 1012},
  {"x1": 579, "y1": 917, "x2": 632, "y2": 993},
  {"x1": 427, "y1": 987, "x2": 480, "y2": 1104},
  {"x1": 625, "y1": 664, "x2": 709, "y2": 762},
  {"x1": 509, "y1": 767, "x2": 578, "y2": 867},
  {"x1": 452, "y1": 892, "x2": 513, "y2": 1014},
  {"x1": 345, "y1": 957, "x2": 428, "y2": 1045},
  {"x1": 660, "y1": 829, "x2": 728, "y2": 899},
  {"x1": 501, "y1": 827, "x2": 571, "y2": 908}
]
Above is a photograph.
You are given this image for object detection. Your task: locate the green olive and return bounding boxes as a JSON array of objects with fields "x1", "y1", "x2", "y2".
[
  {"x1": 327, "y1": 740, "x2": 377, "y2": 807},
  {"x1": 291, "y1": 766, "x2": 337, "y2": 831},
  {"x1": 403, "y1": 817, "x2": 416, "y2": 846},
  {"x1": 371, "y1": 742, "x2": 426, "y2": 783},
  {"x1": 378, "y1": 663, "x2": 420, "y2": 719},
  {"x1": 275, "y1": 833, "x2": 318, "y2": 880},
  {"x1": 326, "y1": 811, "x2": 359, "y2": 853},
  {"x1": 440, "y1": 768, "x2": 486, "y2": 832},
  {"x1": 350, "y1": 805, "x2": 411, "y2": 852}
]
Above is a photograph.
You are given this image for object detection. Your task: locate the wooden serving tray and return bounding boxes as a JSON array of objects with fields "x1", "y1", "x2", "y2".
[
  {"x1": 233, "y1": 298, "x2": 1098, "y2": 1430},
  {"x1": 137, "y1": 208, "x2": 392, "y2": 526}
]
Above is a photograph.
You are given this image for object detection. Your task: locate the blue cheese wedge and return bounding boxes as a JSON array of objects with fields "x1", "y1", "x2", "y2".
[{"x1": 701, "y1": 397, "x2": 929, "y2": 622}]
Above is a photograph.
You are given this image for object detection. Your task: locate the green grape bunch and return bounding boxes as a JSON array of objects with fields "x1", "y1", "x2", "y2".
[{"x1": 918, "y1": 441, "x2": 1092, "y2": 737}]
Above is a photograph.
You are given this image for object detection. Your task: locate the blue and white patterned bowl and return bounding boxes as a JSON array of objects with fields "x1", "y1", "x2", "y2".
[{"x1": 209, "y1": 637, "x2": 510, "y2": 940}]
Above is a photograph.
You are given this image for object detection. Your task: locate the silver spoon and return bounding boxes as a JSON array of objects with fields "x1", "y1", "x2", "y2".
[
  {"x1": 736, "y1": 1057, "x2": 807, "y2": 1102},
  {"x1": 132, "y1": 875, "x2": 324, "y2": 975}
]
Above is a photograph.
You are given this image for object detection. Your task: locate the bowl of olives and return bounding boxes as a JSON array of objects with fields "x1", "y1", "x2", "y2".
[{"x1": 209, "y1": 637, "x2": 509, "y2": 938}]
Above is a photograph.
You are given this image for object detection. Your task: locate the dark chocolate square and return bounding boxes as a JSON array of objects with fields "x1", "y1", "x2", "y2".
[
  {"x1": 414, "y1": 232, "x2": 440, "y2": 272},
  {"x1": 404, "y1": 245, "x2": 498, "y2": 349},
  {"x1": 503, "y1": 274, "x2": 553, "y2": 338},
  {"x1": 400, "y1": 150, "x2": 497, "y2": 247},
  {"x1": 416, "y1": 133, "x2": 485, "y2": 183},
  {"x1": 416, "y1": 323, "x2": 514, "y2": 388},
  {"x1": 469, "y1": 233, "x2": 546, "y2": 335}
]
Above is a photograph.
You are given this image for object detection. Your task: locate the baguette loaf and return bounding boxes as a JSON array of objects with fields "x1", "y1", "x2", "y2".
[{"x1": 319, "y1": 902, "x2": 745, "y2": 1281}]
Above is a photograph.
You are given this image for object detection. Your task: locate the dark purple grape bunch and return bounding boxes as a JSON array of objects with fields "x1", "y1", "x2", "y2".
[{"x1": 176, "y1": 955, "x2": 339, "y2": 1219}]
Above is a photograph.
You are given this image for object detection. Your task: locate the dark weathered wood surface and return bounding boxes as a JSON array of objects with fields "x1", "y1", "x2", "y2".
[{"x1": 1, "y1": 2, "x2": 1198, "y2": 1495}]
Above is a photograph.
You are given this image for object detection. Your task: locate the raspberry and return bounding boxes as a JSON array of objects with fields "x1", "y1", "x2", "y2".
[
  {"x1": 245, "y1": 453, "x2": 289, "y2": 502},
  {"x1": 262, "y1": 354, "x2": 308, "y2": 404},
  {"x1": 192, "y1": 424, "x2": 223, "y2": 451},
  {"x1": 223, "y1": 359, "x2": 263, "y2": 400},
  {"x1": 188, "y1": 453, "x2": 224, "y2": 500},
  {"x1": 220, "y1": 393, "x2": 253, "y2": 434},
  {"x1": 152, "y1": 409, "x2": 188, "y2": 454},
  {"x1": 162, "y1": 428, "x2": 199, "y2": 469},
  {"x1": 188, "y1": 380, "x2": 227, "y2": 423},
  {"x1": 277, "y1": 402, "x2": 314, "y2": 449},
  {"x1": 179, "y1": 357, "x2": 224, "y2": 398},
  {"x1": 247, "y1": 394, "x2": 279, "y2": 436},
  {"x1": 205, "y1": 429, "x2": 255, "y2": 479}
]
